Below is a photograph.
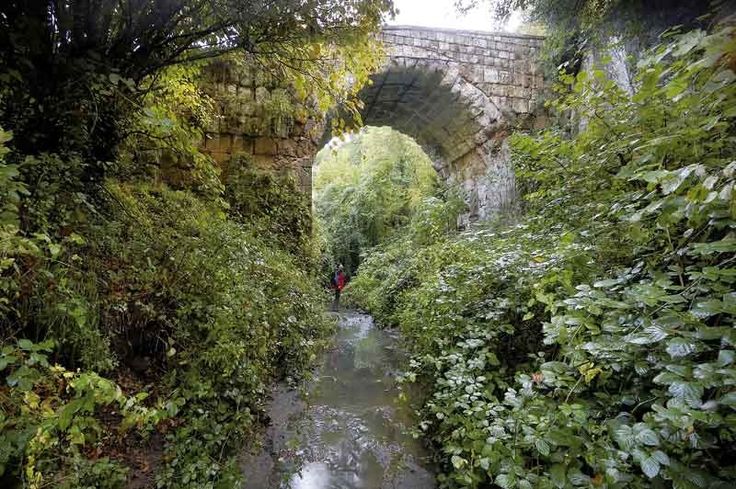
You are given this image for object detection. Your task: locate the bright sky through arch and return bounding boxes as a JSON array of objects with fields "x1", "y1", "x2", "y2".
[{"x1": 387, "y1": 0, "x2": 522, "y2": 32}]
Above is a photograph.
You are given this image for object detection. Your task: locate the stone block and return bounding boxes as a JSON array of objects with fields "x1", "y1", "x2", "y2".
[
  {"x1": 242, "y1": 100, "x2": 257, "y2": 116},
  {"x1": 239, "y1": 87, "x2": 255, "y2": 101},
  {"x1": 238, "y1": 69, "x2": 253, "y2": 87},
  {"x1": 511, "y1": 97, "x2": 529, "y2": 113},
  {"x1": 212, "y1": 134, "x2": 232, "y2": 153},
  {"x1": 483, "y1": 67, "x2": 500, "y2": 83},
  {"x1": 512, "y1": 86, "x2": 531, "y2": 99},
  {"x1": 232, "y1": 135, "x2": 254, "y2": 154},
  {"x1": 254, "y1": 137, "x2": 278, "y2": 155},
  {"x1": 255, "y1": 86, "x2": 270, "y2": 104},
  {"x1": 205, "y1": 116, "x2": 221, "y2": 134},
  {"x1": 252, "y1": 154, "x2": 274, "y2": 168},
  {"x1": 243, "y1": 117, "x2": 261, "y2": 135},
  {"x1": 471, "y1": 64, "x2": 485, "y2": 81},
  {"x1": 277, "y1": 138, "x2": 297, "y2": 156},
  {"x1": 254, "y1": 69, "x2": 275, "y2": 87}
]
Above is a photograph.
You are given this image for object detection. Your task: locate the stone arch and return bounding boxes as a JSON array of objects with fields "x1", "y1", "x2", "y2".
[
  {"x1": 201, "y1": 26, "x2": 546, "y2": 223},
  {"x1": 322, "y1": 27, "x2": 545, "y2": 221},
  {"x1": 333, "y1": 60, "x2": 514, "y2": 222}
]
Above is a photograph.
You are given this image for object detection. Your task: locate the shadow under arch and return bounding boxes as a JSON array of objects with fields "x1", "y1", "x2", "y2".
[
  {"x1": 201, "y1": 26, "x2": 546, "y2": 224},
  {"x1": 321, "y1": 59, "x2": 518, "y2": 223}
]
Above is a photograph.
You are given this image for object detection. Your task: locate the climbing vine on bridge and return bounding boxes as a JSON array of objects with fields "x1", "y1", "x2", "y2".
[{"x1": 351, "y1": 24, "x2": 736, "y2": 488}]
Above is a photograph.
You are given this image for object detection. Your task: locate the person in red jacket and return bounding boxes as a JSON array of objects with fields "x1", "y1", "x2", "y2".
[{"x1": 331, "y1": 264, "x2": 346, "y2": 311}]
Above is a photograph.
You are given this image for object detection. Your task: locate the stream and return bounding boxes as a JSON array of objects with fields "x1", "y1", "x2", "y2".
[{"x1": 241, "y1": 312, "x2": 436, "y2": 489}]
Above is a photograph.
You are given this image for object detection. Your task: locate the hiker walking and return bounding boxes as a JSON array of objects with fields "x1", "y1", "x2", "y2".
[{"x1": 331, "y1": 264, "x2": 346, "y2": 311}]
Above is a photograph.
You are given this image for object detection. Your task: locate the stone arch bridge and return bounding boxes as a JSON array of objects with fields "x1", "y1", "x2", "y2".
[{"x1": 202, "y1": 26, "x2": 545, "y2": 221}]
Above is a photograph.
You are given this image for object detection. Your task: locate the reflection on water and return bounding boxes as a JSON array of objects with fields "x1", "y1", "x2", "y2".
[
  {"x1": 291, "y1": 463, "x2": 330, "y2": 489},
  {"x1": 241, "y1": 313, "x2": 435, "y2": 489}
]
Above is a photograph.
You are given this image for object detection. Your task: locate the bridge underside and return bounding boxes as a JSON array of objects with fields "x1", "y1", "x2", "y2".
[
  {"x1": 349, "y1": 61, "x2": 517, "y2": 221},
  {"x1": 201, "y1": 27, "x2": 545, "y2": 222},
  {"x1": 361, "y1": 66, "x2": 481, "y2": 166}
]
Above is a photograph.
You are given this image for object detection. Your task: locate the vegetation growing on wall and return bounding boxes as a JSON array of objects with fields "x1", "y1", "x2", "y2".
[
  {"x1": 458, "y1": 0, "x2": 719, "y2": 77},
  {"x1": 351, "y1": 24, "x2": 736, "y2": 488},
  {"x1": 0, "y1": 0, "x2": 394, "y2": 487}
]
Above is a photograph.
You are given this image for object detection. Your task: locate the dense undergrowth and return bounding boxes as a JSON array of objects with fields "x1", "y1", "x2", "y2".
[
  {"x1": 0, "y1": 0, "x2": 398, "y2": 486},
  {"x1": 314, "y1": 126, "x2": 440, "y2": 276},
  {"x1": 1, "y1": 131, "x2": 332, "y2": 487},
  {"x1": 350, "y1": 26, "x2": 736, "y2": 488}
]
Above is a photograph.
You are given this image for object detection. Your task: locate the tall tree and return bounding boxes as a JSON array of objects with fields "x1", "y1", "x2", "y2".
[{"x1": 0, "y1": 0, "x2": 393, "y2": 171}]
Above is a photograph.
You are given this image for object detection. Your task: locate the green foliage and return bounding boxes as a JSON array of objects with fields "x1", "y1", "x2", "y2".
[
  {"x1": 98, "y1": 182, "x2": 332, "y2": 488},
  {"x1": 1, "y1": 173, "x2": 333, "y2": 486},
  {"x1": 351, "y1": 26, "x2": 736, "y2": 488},
  {"x1": 460, "y1": 0, "x2": 718, "y2": 81},
  {"x1": 118, "y1": 63, "x2": 222, "y2": 199},
  {"x1": 314, "y1": 126, "x2": 441, "y2": 275},
  {"x1": 0, "y1": 0, "x2": 395, "y2": 164},
  {"x1": 2, "y1": 0, "x2": 393, "y2": 486},
  {"x1": 0, "y1": 129, "x2": 35, "y2": 318},
  {"x1": 224, "y1": 155, "x2": 313, "y2": 260},
  {"x1": 0, "y1": 339, "x2": 163, "y2": 489}
]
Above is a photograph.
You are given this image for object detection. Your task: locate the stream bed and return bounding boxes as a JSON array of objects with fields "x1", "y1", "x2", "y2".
[{"x1": 241, "y1": 312, "x2": 436, "y2": 489}]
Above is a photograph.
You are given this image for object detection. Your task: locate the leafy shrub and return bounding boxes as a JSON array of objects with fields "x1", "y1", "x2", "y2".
[
  {"x1": 0, "y1": 2, "x2": 391, "y2": 486},
  {"x1": 95, "y1": 182, "x2": 332, "y2": 488},
  {"x1": 224, "y1": 155, "x2": 314, "y2": 260},
  {"x1": 0, "y1": 340, "x2": 163, "y2": 488},
  {"x1": 1, "y1": 176, "x2": 332, "y2": 487},
  {"x1": 351, "y1": 26, "x2": 736, "y2": 488}
]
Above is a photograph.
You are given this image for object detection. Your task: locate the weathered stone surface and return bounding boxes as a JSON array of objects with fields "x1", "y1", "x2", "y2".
[
  {"x1": 203, "y1": 26, "x2": 546, "y2": 221},
  {"x1": 349, "y1": 26, "x2": 545, "y2": 222}
]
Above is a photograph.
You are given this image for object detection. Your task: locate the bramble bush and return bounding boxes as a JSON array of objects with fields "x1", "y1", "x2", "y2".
[{"x1": 351, "y1": 25, "x2": 736, "y2": 488}]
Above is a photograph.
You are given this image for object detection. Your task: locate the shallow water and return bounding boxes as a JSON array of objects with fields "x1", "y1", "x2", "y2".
[{"x1": 241, "y1": 312, "x2": 435, "y2": 489}]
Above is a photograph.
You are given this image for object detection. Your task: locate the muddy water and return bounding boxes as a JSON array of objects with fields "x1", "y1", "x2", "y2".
[{"x1": 241, "y1": 312, "x2": 435, "y2": 489}]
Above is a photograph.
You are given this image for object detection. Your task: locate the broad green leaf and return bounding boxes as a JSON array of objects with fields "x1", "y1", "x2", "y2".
[{"x1": 641, "y1": 455, "x2": 661, "y2": 478}]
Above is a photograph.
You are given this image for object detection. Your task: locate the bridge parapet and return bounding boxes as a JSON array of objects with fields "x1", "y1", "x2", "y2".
[
  {"x1": 380, "y1": 26, "x2": 545, "y2": 117},
  {"x1": 201, "y1": 26, "x2": 547, "y2": 222}
]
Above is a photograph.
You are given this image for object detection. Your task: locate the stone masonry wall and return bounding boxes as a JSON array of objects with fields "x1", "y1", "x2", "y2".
[
  {"x1": 199, "y1": 61, "x2": 322, "y2": 193},
  {"x1": 380, "y1": 26, "x2": 544, "y2": 118},
  {"x1": 362, "y1": 26, "x2": 546, "y2": 221},
  {"x1": 202, "y1": 27, "x2": 547, "y2": 222}
]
